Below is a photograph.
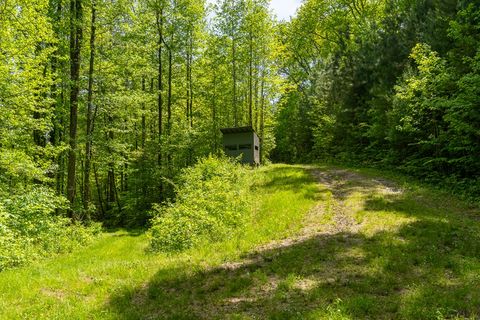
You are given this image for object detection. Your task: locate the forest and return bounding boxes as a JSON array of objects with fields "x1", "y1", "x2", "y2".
[
  {"x1": 273, "y1": 0, "x2": 480, "y2": 196},
  {"x1": 1, "y1": 0, "x2": 480, "y2": 318}
]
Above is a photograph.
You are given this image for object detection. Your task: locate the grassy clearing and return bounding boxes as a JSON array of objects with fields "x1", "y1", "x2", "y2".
[
  {"x1": 0, "y1": 164, "x2": 318, "y2": 319},
  {"x1": 1, "y1": 164, "x2": 479, "y2": 319}
]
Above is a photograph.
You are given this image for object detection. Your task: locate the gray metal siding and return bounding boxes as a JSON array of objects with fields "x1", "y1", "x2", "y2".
[{"x1": 222, "y1": 131, "x2": 260, "y2": 165}]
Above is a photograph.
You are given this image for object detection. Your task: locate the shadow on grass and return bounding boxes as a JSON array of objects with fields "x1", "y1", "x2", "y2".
[
  {"x1": 104, "y1": 167, "x2": 480, "y2": 319},
  {"x1": 259, "y1": 165, "x2": 324, "y2": 201},
  {"x1": 102, "y1": 227, "x2": 146, "y2": 237}
]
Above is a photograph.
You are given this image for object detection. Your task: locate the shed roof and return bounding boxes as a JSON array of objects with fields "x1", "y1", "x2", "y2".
[{"x1": 220, "y1": 126, "x2": 256, "y2": 134}]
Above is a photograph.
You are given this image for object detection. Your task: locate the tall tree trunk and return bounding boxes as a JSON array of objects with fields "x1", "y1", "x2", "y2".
[
  {"x1": 260, "y1": 74, "x2": 265, "y2": 164},
  {"x1": 189, "y1": 34, "x2": 193, "y2": 128},
  {"x1": 232, "y1": 36, "x2": 237, "y2": 127},
  {"x1": 248, "y1": 31, "x2": 253, "y2": 126},
  {"x1": 186, "y1": 29, "x2": 191, "y2": 127},
  {"x1": 166, "y1": 45, "x2": 173, "y2": 170},
  {"x1": 56, "y1": 90, "x2": 66, "y2": 196},
  {"x1": 107, "y1": 115, "x2": 115, "y2": 207},
  {"x1": 93, "y1": 162, "x2": 105, "y2": 217},
  {"x1": 83, "y1": 0, "x2": 96, "y2": 214},
  {"x1": 67, "y1": 0, "x2": 83, "y2": 217},
  {"x1": 50, "y1": 0, "x2": 64, "y2": 197},
  {"x1": 212, "y1": 68, "x2": 217, "y2": 151},
  {"x1": 186, "y1": 31, "x2": 194, "y2": 165},
  {"x1": 141, "y1": 77, "x2": 146, "y2": 149},
  {"x1": 107, "y1": 168, "x2": 115, "y2": 204},
  {"x1": 167, "y1": 46, "x2": 172, "y2": 136},
  {"x1": 254, "y1": 63, "x2": 259, "y2": 131},
  {"x1": 230, "y1": 3, "x2": 237, "y2": 128},
  {"x1": 156, "y1": 9, "x2": 164, "y2": 167},
  {"x1": 33, "y1": 53, "x2": 49, "y2": 150}
]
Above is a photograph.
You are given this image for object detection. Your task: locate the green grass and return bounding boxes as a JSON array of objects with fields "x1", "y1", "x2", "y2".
[
  {"x1": 0, "y1": 164, "x2": 318, "y2": 319},
  {"x1": 0, "y1": 164, "x2": 479, "y2": 319}
]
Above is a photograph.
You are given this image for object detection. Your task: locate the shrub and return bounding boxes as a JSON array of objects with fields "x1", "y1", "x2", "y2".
[
  {"x1": 0, "y1": 186, "x2": 100, "y2": 271},
  {"x1": 149, "y1": 156, "x2": 253, "y2": 252}
]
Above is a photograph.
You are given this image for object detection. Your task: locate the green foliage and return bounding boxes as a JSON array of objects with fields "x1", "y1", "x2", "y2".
[
  {"x1": 389, "y1": 43, "x2": 453, "y2": 173},
  {"x1": 273, "y1": 0, "x2": 480, "y2": 200},
  {"x1": 1, "y1": 165, "x2": 479, "y2": 319},
  {"x1": 149, "y1": 156, "x2": 252, "y2": 251},
  {"x1": 64, "y1": 0, "x2": 279, "y2": 224},
  {"x1": 0, "y1": 187, "x2": 100, "y2": 271},
  {"x1": 0, "y1": 165, "x2": 319, "y2": 319},
  {"x1": 1, "y1": 0, "x2": 279, "y2": 271}
]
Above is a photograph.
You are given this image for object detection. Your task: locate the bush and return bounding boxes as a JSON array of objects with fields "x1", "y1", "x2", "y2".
[
  {"x1": 148, "y1": 156, "x2": 253, "y2": 252},
  {"x1": 0, "y1": 186, "x2": 100, "y2": 271}
]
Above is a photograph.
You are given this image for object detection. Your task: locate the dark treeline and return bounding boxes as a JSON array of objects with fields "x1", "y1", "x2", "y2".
[{"x1": 273, "y1": 0, "x2": 480, "y2": 197}]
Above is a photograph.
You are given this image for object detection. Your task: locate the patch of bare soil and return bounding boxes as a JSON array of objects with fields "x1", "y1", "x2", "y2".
[
  {"x1": 40, "y1": 288, "x2": 66, "y2": 300},
  {"x1": 132, "y1": 283, "x2": 149, "y2": 306}
]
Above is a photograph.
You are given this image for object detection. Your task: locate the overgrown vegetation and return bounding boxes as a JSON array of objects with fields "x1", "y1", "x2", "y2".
[
  {"x1": 0, "y1": 187, "x2": 100, "y2": 271},
  {"x1": 149, "y1": 156, "x2": 252, "y2": 251},
  {"x1": 1, "y1": 0, "x2": 480, "y2": 317},
  {"x1": 0, "y1": 0, "x2": 278, "y2": 271},
  {"x1": 0, "y1": 0, "x2": 278, "y2": 231}
]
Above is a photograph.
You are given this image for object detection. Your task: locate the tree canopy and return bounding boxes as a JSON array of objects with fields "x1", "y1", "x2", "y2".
[
  {"x1": 0, "y1": 0, "x2": 478, "y2": 238},
  {"x1": 273, "y1": 0, "x2": 480, "y2": 198}
]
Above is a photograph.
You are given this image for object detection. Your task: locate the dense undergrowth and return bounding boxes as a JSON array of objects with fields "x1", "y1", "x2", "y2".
[
  {"x1": 0, "y1": 186, "x2": 100, "y2": 271},
  {"x1": 148, "y1": 156, "x2": 253, "y2": 252}
]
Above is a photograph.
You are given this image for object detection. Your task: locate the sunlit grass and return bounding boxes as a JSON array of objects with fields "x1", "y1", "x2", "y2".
[
  {"x1": 0, "y1": 164, "x2": 318, "y2": 319},
  {"x1": 0, "y1": 164, "x2": 479, "y2": 319}
]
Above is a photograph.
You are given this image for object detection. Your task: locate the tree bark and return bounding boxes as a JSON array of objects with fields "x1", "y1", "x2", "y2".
[
  {"x1": 254, "y1": 63, "x2": 259, "y2": 131},
  {"x1": 212, "y1": 68, "x2": 217, "y2": 151},
  {"x1": 67, "y1": 0, "x2": 83, "y2": 217},
  {"x1": 260, "y1": 73, "x2": 265, "y2": 164},
  {"x1": 141, "y1": 77, "x2": 146, "y2": 149},
  {"x1": 167, "y1": 45, "x2": 172, "y2": 136},
  {"x1": 186, "y1": 29, "x2": 191, "y2": 127},
  {"x1": 230, "y1": 1, "x2": 237, "y2": 127},
  {"x1": 232, "y1": 35, "x2": 237, "y2": 127},
  {"x1": 107, "y1": 115, "x2": 115, "y2": 207},
  {"x1": 156, "y1": 8, "x2": 164, "y2": 167},
  {"x1": 188, "y1": 33, "x2": 193, "y2": 128},
  {"x1": 93, "y1": 162, "x2": 105, "y2": 217},
  {"x1": 50, "y1": 0, "x2": 64, "y2": 197},
  {"x1": 83, "y1": 0, "x2": 96, "y2": 215},
  {"x1": 248, "y1": 30, "x2": 253, "y2": 126},
  {"x1": 166, "y1": 45, "x2": 172, "y2": 169}
]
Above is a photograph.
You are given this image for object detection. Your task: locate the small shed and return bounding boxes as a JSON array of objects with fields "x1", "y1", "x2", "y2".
[{"x1": 221, "y1": 126, "x2": 260, "y2": 165}]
